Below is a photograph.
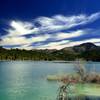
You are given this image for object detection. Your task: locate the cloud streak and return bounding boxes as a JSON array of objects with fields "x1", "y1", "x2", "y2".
[
  {"x1": 35, "y1": 12, "x2": 100, "y2": 33},
  {"x1": 3, "y1": 12, "x2": 100, "y2": 38},
  {"x1": 55, "y1": 30, "x2": 87, "y2": 40},
  {"x1": 0, "y1": 34, "x2": 50, "y2": 46},
  {"x1": 0, "y1": 29, "x2": 87, "y2": 46},
  {"x1": 5, "y1": 21, "x2": 39, "y2": 37},
  {"x1": 1, "y1": 12, "x2": 100, "y2": 49},
  {"x1": 37, "y1": 38, "x2": 100, "y2": 50}
]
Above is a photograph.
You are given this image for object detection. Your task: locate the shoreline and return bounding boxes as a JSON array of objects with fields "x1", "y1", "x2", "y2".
[{"x1": 0, "y1": 60, "x2": 98, "y2": 62}]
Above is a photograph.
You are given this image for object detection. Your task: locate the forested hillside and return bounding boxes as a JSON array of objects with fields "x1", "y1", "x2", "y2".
[{"x1": 0, "y1": 43, "x2": 100, "y2": 61}]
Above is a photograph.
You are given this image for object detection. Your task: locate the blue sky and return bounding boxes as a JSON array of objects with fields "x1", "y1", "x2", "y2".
[{"x1": 0, "y1": 0, "x2": 100, "y2": 49}]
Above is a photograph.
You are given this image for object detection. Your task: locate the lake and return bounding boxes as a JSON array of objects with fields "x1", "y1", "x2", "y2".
[{"x1": 0, "y1": 61, "x2": 100, "y2": 100}]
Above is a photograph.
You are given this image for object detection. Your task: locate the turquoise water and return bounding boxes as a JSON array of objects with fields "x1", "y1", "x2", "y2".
[{"x1": 0, "y1": 61, "x2": 100, "y2": 100}]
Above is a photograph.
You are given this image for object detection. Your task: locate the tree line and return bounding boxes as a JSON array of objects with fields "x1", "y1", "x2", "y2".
[{"x1": 0, "y1": 46, "x2": 100, "y2": 61}]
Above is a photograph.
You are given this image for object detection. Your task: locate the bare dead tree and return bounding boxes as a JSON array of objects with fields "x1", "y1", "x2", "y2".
[{"x1": 74, "y1": 60, "x2": 87, "y2": 82}]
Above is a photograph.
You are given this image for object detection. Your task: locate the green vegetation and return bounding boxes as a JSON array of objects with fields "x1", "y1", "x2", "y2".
[
  {"x1": 0, "y1": 46, "x2": 79, "y2": 61},
  {"x1": 0, "y1": 43, "x2": 100, "y2": 61}
]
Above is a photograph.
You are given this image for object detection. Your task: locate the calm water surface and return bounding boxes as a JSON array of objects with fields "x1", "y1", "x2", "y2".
[{"x1": 0, "y1": 61, "x2": 100, "y2": 100}]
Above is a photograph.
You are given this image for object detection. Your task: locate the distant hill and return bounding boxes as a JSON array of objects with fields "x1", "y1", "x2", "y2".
[
  {"x1": 62, "y1": 42, "x2": 99, "y2": 53},
  {"x1": 0, "y1": 42, "x2": 100, "y2": 61}
]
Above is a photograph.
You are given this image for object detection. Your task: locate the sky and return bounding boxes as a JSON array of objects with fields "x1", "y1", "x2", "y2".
[{"x1": 0, "y1": 0, "x2": 100, "y2": 50}]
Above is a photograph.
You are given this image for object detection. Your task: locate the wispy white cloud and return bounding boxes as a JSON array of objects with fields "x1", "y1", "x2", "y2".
[
  {"x1": 5, "y1": 21, "x2": 39, "y2": 37},
  {"x1": 0, "y1": 34, "x2": 50, "y2": 46},
  {"x1": 8, "y1": 38, "x2": 100, "y2": 50},
  {"x1": 64, "y1": 38, "x2": 100, "y2": 47},
  {"x1": 3, "y1": 12, "x2": 100, "y2": 38},
  {"x1": 59, "y1": 38, "x2": 100, "y2": 49},
  {"x1": 1, "y1": 28, "x2": 88, "y2": 46},
  {"x1": 1, "y1": 12, "x2": 100, "y2": 49},
  {"x1": 37, "y1": 40, "x2": 70, "y2": 49},
  {"x1": 36, "y1": 38, "x2": 100, "y2": 50},
  {"x1": 55, "y1": 30, "x2": 86, "y2": 40},
  {"x1": 0, "y1": 37, "x2": 27, "y2": 46},
  {"x1": 36, "y1": 12, "x2": 100, "y2": 32},
  {"x1": 95, "y1": 42, "x2": 100, "y2": 46}
]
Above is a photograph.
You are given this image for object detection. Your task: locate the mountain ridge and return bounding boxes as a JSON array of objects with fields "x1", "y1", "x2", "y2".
[
  {"x1": 62, "y1": 42, "x2": 99, "y2": 53},
  {"x1": 0, "y1": 42, "x2": 100, "y2": 61}
]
